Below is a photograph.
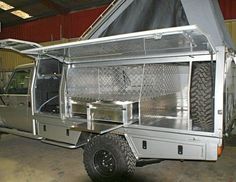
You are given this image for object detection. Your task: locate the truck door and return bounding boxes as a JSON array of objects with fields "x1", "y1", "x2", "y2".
[{"x1": 1, "y1": 67, "x2": 33, "y2": 132}]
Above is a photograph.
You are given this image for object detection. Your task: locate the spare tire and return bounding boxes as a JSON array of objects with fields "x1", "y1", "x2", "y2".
[{"x1": 190, "y1": 62, "x2": 214, "y2": 132}]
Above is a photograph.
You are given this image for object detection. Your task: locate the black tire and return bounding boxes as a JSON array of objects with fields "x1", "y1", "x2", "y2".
[
  {"x1": 190, "y1": 63, "x2": 214, "y2": 132},
  {"x1": 83, "y1": 134, "x2": 136, "y2": 182}
]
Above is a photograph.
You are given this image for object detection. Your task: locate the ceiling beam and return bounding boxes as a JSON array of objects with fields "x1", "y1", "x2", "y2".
[
  {"x1": 2, "y1": 11, "x2": 56, "y2": 27},
  {"x1": 40, "y1": 0, "x2": 69, "y2": 14},
  {"x1": 0, "y1": 0, "x2": 38, "y2": 15},
  {"x1": 1, "y1": 0, "x2": 113, "y2": 27}
]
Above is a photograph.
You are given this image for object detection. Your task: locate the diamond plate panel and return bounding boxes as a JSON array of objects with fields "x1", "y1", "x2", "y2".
[
  {"x1": 67, "y1": 67, "x2": 99, "y2": 101},
  {"x1": 140, "y1": 64, "x2": 189, "y2": 129},
  {"x1": 67, "y1": 63, "x2": 189, "y2": 130},
  {"x1": 67, "y1": 64, "x2": 185, "y2": 101}
]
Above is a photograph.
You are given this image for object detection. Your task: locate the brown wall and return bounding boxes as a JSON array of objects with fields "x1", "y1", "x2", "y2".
[
  {"x1": 0, "y1": 50, "x2": 33, "y2": 72},
  {"x1": 225, "y1": 20, "x2": 236, "y2": 45}
]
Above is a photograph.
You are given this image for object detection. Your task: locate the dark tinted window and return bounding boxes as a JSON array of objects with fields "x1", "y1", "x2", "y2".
[{"x1": 38, "y1": 59, "x2": 62, "y2": 76}]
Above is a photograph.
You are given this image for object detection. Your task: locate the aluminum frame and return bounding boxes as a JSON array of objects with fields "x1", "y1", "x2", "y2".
[
  {"x1": 22, "y1": 25, "x2": 215, "y2": 63},
  {"x1": 0, "y1": 39, "x2": 41, "y2": 54}
]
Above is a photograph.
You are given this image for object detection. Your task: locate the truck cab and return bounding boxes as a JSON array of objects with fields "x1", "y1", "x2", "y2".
[{"x1": 0, "y1": 63, "x2": 34, "y2": 132}]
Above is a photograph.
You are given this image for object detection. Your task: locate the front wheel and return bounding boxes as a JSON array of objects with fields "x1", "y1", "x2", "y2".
[{"x1": 83, "y1": 134, "x2": 136, "y2": 182}]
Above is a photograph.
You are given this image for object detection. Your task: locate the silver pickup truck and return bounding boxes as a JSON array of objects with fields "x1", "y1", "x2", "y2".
[
  {"x1": 0, "y1": 0, "x2": 236, "y2": 181},
  {"x1": 0, "y1": 25, "x2": 236, "y2": 181}
]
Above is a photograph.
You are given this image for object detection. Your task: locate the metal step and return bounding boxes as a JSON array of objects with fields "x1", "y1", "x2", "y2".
[
  {"x1": 41, "y1": 139, "x2": 81, "y2": 149},
  {"x1": 0, "y1": 127, "x2": 42, "y2": 140}
]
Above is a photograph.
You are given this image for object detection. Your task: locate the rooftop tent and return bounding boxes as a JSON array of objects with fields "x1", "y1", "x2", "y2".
[
  {"x1": 98, "y1": 0, "x2": 189, "y2": 37},
  {"x1": 84, "y1": 0, "x2": 235, "y2": 49}
]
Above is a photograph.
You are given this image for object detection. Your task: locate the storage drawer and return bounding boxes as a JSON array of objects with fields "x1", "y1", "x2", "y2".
[
  {"x1": 69, "y1": 98, "x2": 88, "y2": 118},
  {"x1": 87, "y1": 101, "x2": 139, "y2": 125}
]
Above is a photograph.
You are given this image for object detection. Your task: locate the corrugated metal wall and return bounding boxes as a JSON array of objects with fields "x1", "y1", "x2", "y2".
[
  {"x1": 219, "y1": 0, "x2": 236, "y2": 20},
  {"x1": 0, "y1": 15, "x2": 63, "y2": 43},
  {"x1": 219, "y1": 0, "x2": 236, "y2": 46},
  {"x1": 63, "y1": 7, "x2": 107, "y2": 39},
  {"x1": 0, "y1": 5, "x2": 107, "y2": 83},
  {"x1": 0, "y1": 50, "x2": 33, "y2": 72},
  {"x1": 0, "y1": 2, "x2": 234, "y2": 42},
  {"x1": 219, "y1": 0, "x2": 236, "y2": 45},
  {"x1": 225, "y1": 20, "x2": 236, "y2": 45},
  {"x1": 0, "y1": 6, "x2": 107, "y2": 42}
]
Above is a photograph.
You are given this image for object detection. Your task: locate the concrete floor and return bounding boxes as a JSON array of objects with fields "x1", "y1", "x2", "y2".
[{"x1": 0, "y1": 134, "x2": 236, "y2": 182}]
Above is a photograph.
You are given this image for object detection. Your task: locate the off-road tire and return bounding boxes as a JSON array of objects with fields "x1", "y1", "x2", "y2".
[
  {"x1": 83, "y1": 134, "x2": 136, "y2": 182},
  {"x1": 190, "y1": 63, "x2": 214, "y2": 132}
]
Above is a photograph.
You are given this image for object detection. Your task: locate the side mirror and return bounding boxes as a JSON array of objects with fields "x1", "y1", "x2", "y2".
[{"x1": 0, "y1": 87, "x2": 5, "y2": 94}]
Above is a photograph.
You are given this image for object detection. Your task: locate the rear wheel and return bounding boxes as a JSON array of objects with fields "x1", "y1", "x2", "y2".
[
  {"x1": 190, "y1": 63, "x2": 214, "y2": 132},
  {"x1": 83, "y1": 134, "x2": 136, "y2": 182}
]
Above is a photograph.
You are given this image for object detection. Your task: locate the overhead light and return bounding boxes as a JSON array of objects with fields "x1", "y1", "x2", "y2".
[
  {"x1": 11, "y1": 10, "x2": 32, "y2": 19},
  {"x1": 0, "y1": 1, "x2": 14, "y2": 10}
]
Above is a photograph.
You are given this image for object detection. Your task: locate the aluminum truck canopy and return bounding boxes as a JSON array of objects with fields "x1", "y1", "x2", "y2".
[
  {"x1": 23, "y1": 25, "x2": 215, "y2": 64},
  {"x1": 0, "y1": 39, "x2": 41, "y2": 52},
  {"x1": 83, "y1": 0, "x2": 235, "y2": 50},
  {"x1": 182, "y1": 0, "x2": 234, "y2": 49},
  {"x1": 0, "y1": 39, "x2": 42, "y2": 59}
]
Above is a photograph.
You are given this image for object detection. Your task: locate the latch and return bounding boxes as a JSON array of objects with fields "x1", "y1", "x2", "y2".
[
  {"x1": 178, "y1": 145, "x2": 183, "y2": 155},
  {"x1": 233, "y1": 55, "x2": 236, "y2": 64},
  {"x1": 227, "y1": 50, "x2": 236, "y2": 64},
  {"x1": 142, "y1": 140, "x2": 147, "y2": 149}
]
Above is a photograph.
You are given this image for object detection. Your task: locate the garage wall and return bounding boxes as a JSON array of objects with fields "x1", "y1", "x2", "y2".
[
  {"x1": 0, "y1": 6, "x2": 107, "y2": 43},
  {"x1": 0, "y1": 2, "x2": 234, "y2": 42},
  {"x1": 225, "y1": 20, "x2": 236, "y2": 45},
  {"x1": 0, "y1": 1, "x2": 235, "y2": 72},
  {"x1": 0, "y1": 50, "x2": 33, "y2": 87},
  {"x1": 219, "y1": 0, "x2": 236, "y2": 46},
  {"x1": 0, "y1": 50, "x2": 33, "y2": 72},
  {"x1": 219, "y1": 0, "x2": 236, "y2": 20}
]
